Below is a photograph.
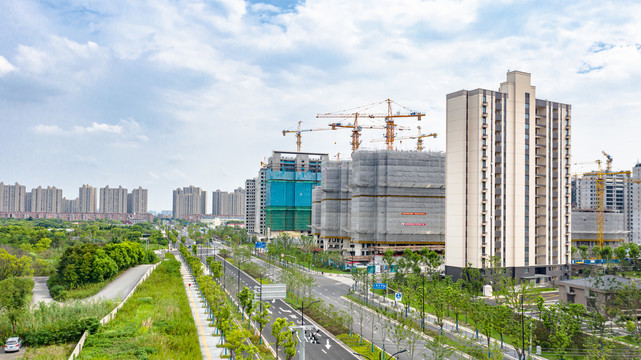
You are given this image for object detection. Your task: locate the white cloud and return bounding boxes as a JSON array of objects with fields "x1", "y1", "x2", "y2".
[
  {"x1": 31, "y1": 118, "x2": 143, "y2": 138},
  {"x1": 0, "y1": 55, "x2": 16, "y2": 76},
  {"x1": 31, "y1": 124, "x2": 64, "y2": 135},
  {"x1": 250, "y1": 3, "x2": 280, "y2": 13}
]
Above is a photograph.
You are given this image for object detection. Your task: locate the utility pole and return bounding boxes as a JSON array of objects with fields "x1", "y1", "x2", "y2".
[{"x1": 422, "y1": 273, "x2": 425, "y2": 331}]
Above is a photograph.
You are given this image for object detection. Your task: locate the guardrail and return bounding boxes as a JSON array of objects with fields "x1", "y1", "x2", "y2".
[{"x1": 67, "y1": 261, "x2": 162, "y2": 360}]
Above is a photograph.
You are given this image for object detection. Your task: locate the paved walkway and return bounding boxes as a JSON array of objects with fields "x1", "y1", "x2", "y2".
[
  {"x1": 177, "y1": 253, "x2": 224, "y2": 360},
  {"x1": 86, "y1": 264, "x2": 155, "y2": 302},
  {"x1": 30, "y1": 276, "x2": 54, "y2": 308}
]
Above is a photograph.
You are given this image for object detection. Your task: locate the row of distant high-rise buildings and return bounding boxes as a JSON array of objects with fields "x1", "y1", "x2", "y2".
[
  {"x1": 171, "y1": 186, "x2": 246, "y2": 219},
  {"x1": 0, "y1": 182, "x2": 148, "y2": 214}
]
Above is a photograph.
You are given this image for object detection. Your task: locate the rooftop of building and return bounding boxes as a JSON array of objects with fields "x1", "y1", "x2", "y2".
[{"x1": 557, "y1": 275, "x2": 641, "y2": 291}]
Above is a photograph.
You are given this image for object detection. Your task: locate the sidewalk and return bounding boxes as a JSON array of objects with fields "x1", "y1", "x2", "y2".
[{"x1": 179, "y1": 254, "x2": 225, "y2": 360}]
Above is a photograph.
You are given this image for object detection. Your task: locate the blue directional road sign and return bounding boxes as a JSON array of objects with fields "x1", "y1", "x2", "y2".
[
  {"x1": 395, "y1": 292, "x2": 402, "y2": 301},
  {"x1": 255, "y1": 241, "x2": 266, "y2": 249},
  {"x1": 373, "y1": 283, "x2": 387, "y2": 290}
]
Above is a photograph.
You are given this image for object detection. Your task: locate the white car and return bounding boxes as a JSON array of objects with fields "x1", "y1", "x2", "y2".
[{"x1": 4, "y1": 337, "x2": 22, "y2": 352}]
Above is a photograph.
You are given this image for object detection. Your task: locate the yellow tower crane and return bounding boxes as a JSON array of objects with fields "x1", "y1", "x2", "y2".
[
  {"x1": 583, "y1": 152, "x2": 631, "y2": 250},
  {"x1": 281, "y1": 121, "x2": 341, "y2": 152},
  {"x1": 371, "y1": 126, "x2": 437, "y2": 151},
  {"x1": 317, "y1": 99, "x2": 425, "y2": 151}
]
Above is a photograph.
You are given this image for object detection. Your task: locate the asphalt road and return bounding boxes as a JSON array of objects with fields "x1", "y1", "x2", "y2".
[
  {"x1": 85, "y1": 264, "x2": 155, "y2": 302},
  {"x1": 30, "y1": 276, "x2": 54, "y2": 307},
  {"x1": 0, "y1": 348, "x2": 26, "y2": 360},
  {"x1": 194, "y1": 245, "x2": 359, "y2": 360}
]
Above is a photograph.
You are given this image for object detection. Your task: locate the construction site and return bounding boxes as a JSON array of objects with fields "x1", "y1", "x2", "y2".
[{"x1": 311, "y1": 150, "x2": 445, "y2": 259}]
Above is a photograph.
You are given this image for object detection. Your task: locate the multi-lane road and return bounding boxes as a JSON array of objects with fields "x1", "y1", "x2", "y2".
[
  {"x1": 178, "y1": 230, "x2": 358, "y2": 360},
  {"x1": 197, "y1": 246, "x2": 358, "y2": 360}
]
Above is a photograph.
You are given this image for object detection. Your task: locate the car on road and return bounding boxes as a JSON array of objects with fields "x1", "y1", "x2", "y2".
[{"x1": 4, "y1": 337, "x2": 22, "y2": 352}]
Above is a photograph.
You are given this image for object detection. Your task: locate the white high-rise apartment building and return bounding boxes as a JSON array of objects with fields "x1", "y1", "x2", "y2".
[
  {"x1": 100, "y1": 186, "x2": 128, "y2": 213},
  {"x1": 630, "y1": 164, "x2": 641, "y2": 244},
  {"x1": 0, "y1": 182, "x2": 27, "y2": 212},
  {"x1": 245, "y1": 179, "x2": 256, "y2": 232},
  {"x1": 78, "y1": 184, "x2": 97, "y2": 213},
  {"x1": 172, "y1": 186, "x2": 207, "y2": 218},
  {"x1": 28, "y1": 186, "x2": 63, "y2": 213},
  {"x1": 446, "y1": 71, "x2": 572, "y2": 283},
  {"x1": 128, "y1": 187, "x2": 148, "y2": 214}
]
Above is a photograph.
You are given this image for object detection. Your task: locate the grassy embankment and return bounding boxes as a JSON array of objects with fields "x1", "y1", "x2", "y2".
[{"x1": 78, "y1": 254, "x2": 201, "y2": 360}]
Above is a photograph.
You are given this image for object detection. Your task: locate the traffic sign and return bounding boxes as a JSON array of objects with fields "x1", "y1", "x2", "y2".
[
  {"x1": 253, "y1": 284, "x2": 287, "y2": 301},
  {"x1": 255, "y1": 241, "x2": 266, "y2": 249},
  {"x1": 373, "y1": 283, "x2": 387, "y2": 290},
  {"x1": 395, "y1": 292, "x2": 402, "y2": 301}
]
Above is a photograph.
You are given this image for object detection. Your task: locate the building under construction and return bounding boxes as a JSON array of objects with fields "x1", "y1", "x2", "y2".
[
  {"x1": 571, "y1": 210, "x2": 628, "y2": 255},
  {"x1": 246, "y1": 151, "x2": 329, "y2": 236},
  {"x1": 311, "y1": 150, "x2": 445, "y2": 257}
]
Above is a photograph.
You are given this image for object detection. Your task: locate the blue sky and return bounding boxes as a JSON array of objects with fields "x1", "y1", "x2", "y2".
[{"x1": 1, "y1": 0, "x2": 641, "y2": 211}]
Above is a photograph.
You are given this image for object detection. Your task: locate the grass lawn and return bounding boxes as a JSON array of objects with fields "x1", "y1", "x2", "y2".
[
  {"x1": 338, "y1": 333, "x2": 390, "y2": 360},
  {"x1": 78, "y1": 255, "x2": 201, "y2": 360},
  {"x1": 22, "y1": 343, "x2": 76, "y2": 360},
  {"x1": 64, "y1": 280, "x2": 110, "y2": 300}
]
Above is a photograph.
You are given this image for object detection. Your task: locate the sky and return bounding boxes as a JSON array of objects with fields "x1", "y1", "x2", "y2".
[{"x1": 1, "y1": 0, "x2": 641, "y2": 211}]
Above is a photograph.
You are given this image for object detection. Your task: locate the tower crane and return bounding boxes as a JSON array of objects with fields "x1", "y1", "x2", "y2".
[
  {"x1": 371, "y1": 126, "x2": 437, "y2": 151},
  {"x1": 317, "y1": 98, "x2": 425, "y2": 151},
  {"x1": 602, "y1": 150, "x2": 613, "y2": 171},
  {"x1": 281, "y1": 121, "x2": 341, "y2": 152},
  {"x1": 582, "y1": 153, "x2": 631, "y2": 250},
  {"x1": 328, "y1": 122, "x2": 411, "y2": 152}
]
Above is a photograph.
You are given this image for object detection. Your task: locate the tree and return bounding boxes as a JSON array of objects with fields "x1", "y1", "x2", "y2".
[
  {"x1": 208, "y1": 257, "x2": 223, "y2": 279},
  {"x1": 404, "y1": 326, "x2": 423, "y2": 360},
  {"x1": 578, "y1": 244, "x2": 589, "y2": 260},
  {"x1": 238, "y1": 287, "x2": 255, "y2": 320},
  {"x1": 0, "y1": 276, "x2": 34, "y2": 333},
  {"x1": 493, "y1": 305, "x2": 512, "y2": 349},
  {"x1": 283, "y1": 328, "x2": 298, "y2": 360},
  {"x1": 536, "y1": 297, "x2": 586, "y2": 359},
  {"x1": 475, "y1": 301, "x2": 496, "y2": 354},
  {"x1": 272, "y1": 318, "x2": 294, "y2": 360},
  {"x1": 429, "y1": 282, "x2": 448, "y2": 334},
  {"x1": 382, "y1": 249, "x2": 396, "y2": 273},
  {"x1": 460, "y1": 263, "x2": 483, "y2": 296},
  {"x1": 223, "y1": 321, "x2": 258, "y2": 360},
  {"x1": 387, "y1": 321, "x2": 408, "y2": 357},
  {"x1": 611, "y1": 283, "x2": 641, "y2": 342},
  {"x1": 0, "y1": 248, "x2": 33, "y2": 281},
  {"x1": 424, "y1": 335, "x2": 454, "y2": 360},
  {"x1": 253, "y1": 302, "x2": 271, "y2": 343},
  {"x1": 628, "y1": 243, "x2": 640, "y2": 270}
]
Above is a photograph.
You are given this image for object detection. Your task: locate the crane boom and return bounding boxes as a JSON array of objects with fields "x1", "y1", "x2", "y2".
[
  {"x1": 318, "y1": 98, "x2": 425, "y2": 151},
  {"x1": 282, "y1": 121, "x2": 341, "y2": 152}
]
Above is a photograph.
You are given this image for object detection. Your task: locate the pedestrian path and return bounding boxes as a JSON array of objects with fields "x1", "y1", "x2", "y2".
[{"x1": 178, "y1": 254, "x2": 224, "y2": 360}]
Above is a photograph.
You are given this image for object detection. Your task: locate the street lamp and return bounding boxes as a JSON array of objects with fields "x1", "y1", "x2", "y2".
[
  {"x1": 388, "y1": 349, "x2": 408, "y2": 359},
  {"x1": 352, "y1": 349, "x2": 407, "y2": 360},
  {"x1": 282, "y1": 254, "x2": 297, "y2": 269},
  {"x1": 298, "y1": 299, "x2": 320, "y2": 326}
]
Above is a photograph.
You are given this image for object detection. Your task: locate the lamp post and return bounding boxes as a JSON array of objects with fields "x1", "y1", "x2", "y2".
[
  {"x1": 521, "y1": 293, "x2": 525, "y2": 360},
  {"x1": 299, "y1": 299, "x2": 320, "y2": 326},
  {"x1": 421, "y1": 273, "x2": 425, "y2": 332},
  {"x1": 283, "y1": 254, "x2": 297, "y2": 270}
]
